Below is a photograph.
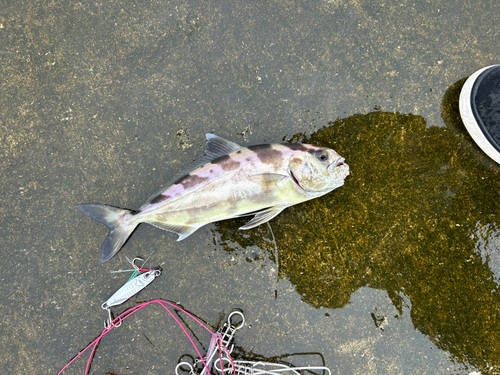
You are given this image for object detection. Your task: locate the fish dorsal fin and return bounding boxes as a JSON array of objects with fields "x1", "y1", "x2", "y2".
[
  {"x1": 204, "y1": 133, "x2": 242, "y2": 158},
  {"x1": 173, "y1": 134, "x2": 242, "y2": 178},
  {"x1": 177, "y1": 134, "x2": 242, "y2": 173},
  {"x1": 140, "y1": 134, "x2": 242, "y2": 209},
  {"x1": 239, "y1": 205, "x2": 288, "y2": 230}
]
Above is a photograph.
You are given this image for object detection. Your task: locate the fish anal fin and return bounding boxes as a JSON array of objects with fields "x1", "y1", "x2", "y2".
[
  {"x1": 239, "y1": 206, "x2": 287, "y2": 230},
  {"x1": 146, "y1": 220, "x2": 201, "y2": 241}
]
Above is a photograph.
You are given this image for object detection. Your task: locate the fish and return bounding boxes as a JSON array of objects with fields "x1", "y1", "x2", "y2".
[{"x1": 76, "y1": 134, "x2": 349, "y2": 263}]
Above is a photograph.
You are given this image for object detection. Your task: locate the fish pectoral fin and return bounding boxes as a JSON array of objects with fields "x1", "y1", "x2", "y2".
[
  {"x1": 239, "y1": 206, "x2": 287, "y2": 230},
  {"x1": 248, "y1": 173, "x2": 289, "y2": 187},
  {"x1": 147, "y1": 221, "x2": 201, "y2": 241}
]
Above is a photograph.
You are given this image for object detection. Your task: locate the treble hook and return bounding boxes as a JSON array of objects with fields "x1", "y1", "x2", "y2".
[
  {"x1": 125, "y1": 256, "x2": 143, "y2": 270},
  {"x1": 125, "y1": 256, "x2": 153, "y2": 273},
  {"x1": 103, "y1": 306, "x2": 122, "y2": 329}
]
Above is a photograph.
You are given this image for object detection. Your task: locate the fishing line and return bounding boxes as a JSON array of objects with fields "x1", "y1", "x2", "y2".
[
  {"x1": 58, "y1": 299, "x2": 218, "y2": 375},
  {"x1": 266, "y1": 222, "x2": 278, "y2": 275},
  {"x1": 266, "y1": 222, "x2": 279, "y2": 297},
  {"x1": 59, "y1": 299, "x2": 330, "y2": 375}
]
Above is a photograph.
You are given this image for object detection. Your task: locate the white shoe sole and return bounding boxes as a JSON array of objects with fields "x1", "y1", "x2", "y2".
[{"x1": 459, "y1": 64, "x2": 500, "y2": 164}]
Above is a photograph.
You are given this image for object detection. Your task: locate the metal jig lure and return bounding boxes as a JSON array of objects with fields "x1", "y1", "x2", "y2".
[{"x1": 102, "y1": 257, "x2": 161, "y2": 327}]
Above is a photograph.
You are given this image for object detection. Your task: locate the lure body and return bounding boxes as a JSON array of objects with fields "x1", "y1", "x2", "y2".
[{"x1": 102, "y1": 269, "x2": 161, "y2": 310}]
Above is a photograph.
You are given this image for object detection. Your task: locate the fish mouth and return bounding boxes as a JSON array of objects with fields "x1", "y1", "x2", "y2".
[
  {"x1": 329, "y1": 157, "x2": 349, "y2": 179},
  {"x1": 328, "y1": 157, "x2": 346, "y2": 171}
]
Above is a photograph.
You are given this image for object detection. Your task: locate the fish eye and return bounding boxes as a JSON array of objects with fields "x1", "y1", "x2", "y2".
[{"x1": 315, "y1": 151, "x2": 328, "y2": 162}]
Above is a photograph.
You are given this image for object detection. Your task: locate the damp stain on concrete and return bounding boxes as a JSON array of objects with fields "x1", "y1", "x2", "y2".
[{"x1": 216, "y1": 91, "x2": 500, "y2": 371}]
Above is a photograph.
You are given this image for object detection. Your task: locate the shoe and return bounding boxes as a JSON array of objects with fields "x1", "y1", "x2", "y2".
[{"x1": 459, "y1": 65, "x2": 500, "y2": 164}]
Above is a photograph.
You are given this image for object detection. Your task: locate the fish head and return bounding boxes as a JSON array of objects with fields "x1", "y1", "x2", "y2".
[{"x1": 288, "y1": 145, "x2": 349, "y2": 193}]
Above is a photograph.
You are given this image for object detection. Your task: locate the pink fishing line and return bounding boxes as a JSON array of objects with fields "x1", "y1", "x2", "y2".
[
  {"x1": 217, "y1": 339, "x2": 237, "y2": 375},
  {"x1": 58, "y1": 299, "x2": 222, "y2": 375}
]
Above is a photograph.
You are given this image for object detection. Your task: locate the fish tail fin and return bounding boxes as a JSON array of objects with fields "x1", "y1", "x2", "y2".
[{"x1": 75, "y1": 203, "x2": 138, "y2": 264}]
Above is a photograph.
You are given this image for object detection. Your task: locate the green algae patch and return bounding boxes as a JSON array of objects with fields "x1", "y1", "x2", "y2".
[{"x1": 216, "y1": 110, "x2": 500, "y2": 370}]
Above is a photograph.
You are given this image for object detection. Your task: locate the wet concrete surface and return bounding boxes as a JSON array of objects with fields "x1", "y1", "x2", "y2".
[{"x1": 1, "y1": 0, "x2": 500, "y2": 374}]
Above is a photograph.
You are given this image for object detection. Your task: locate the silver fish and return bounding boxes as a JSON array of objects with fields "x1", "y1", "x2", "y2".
[{"x1": 76, "y1": 134, "x2": 349, "y2": 263}]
